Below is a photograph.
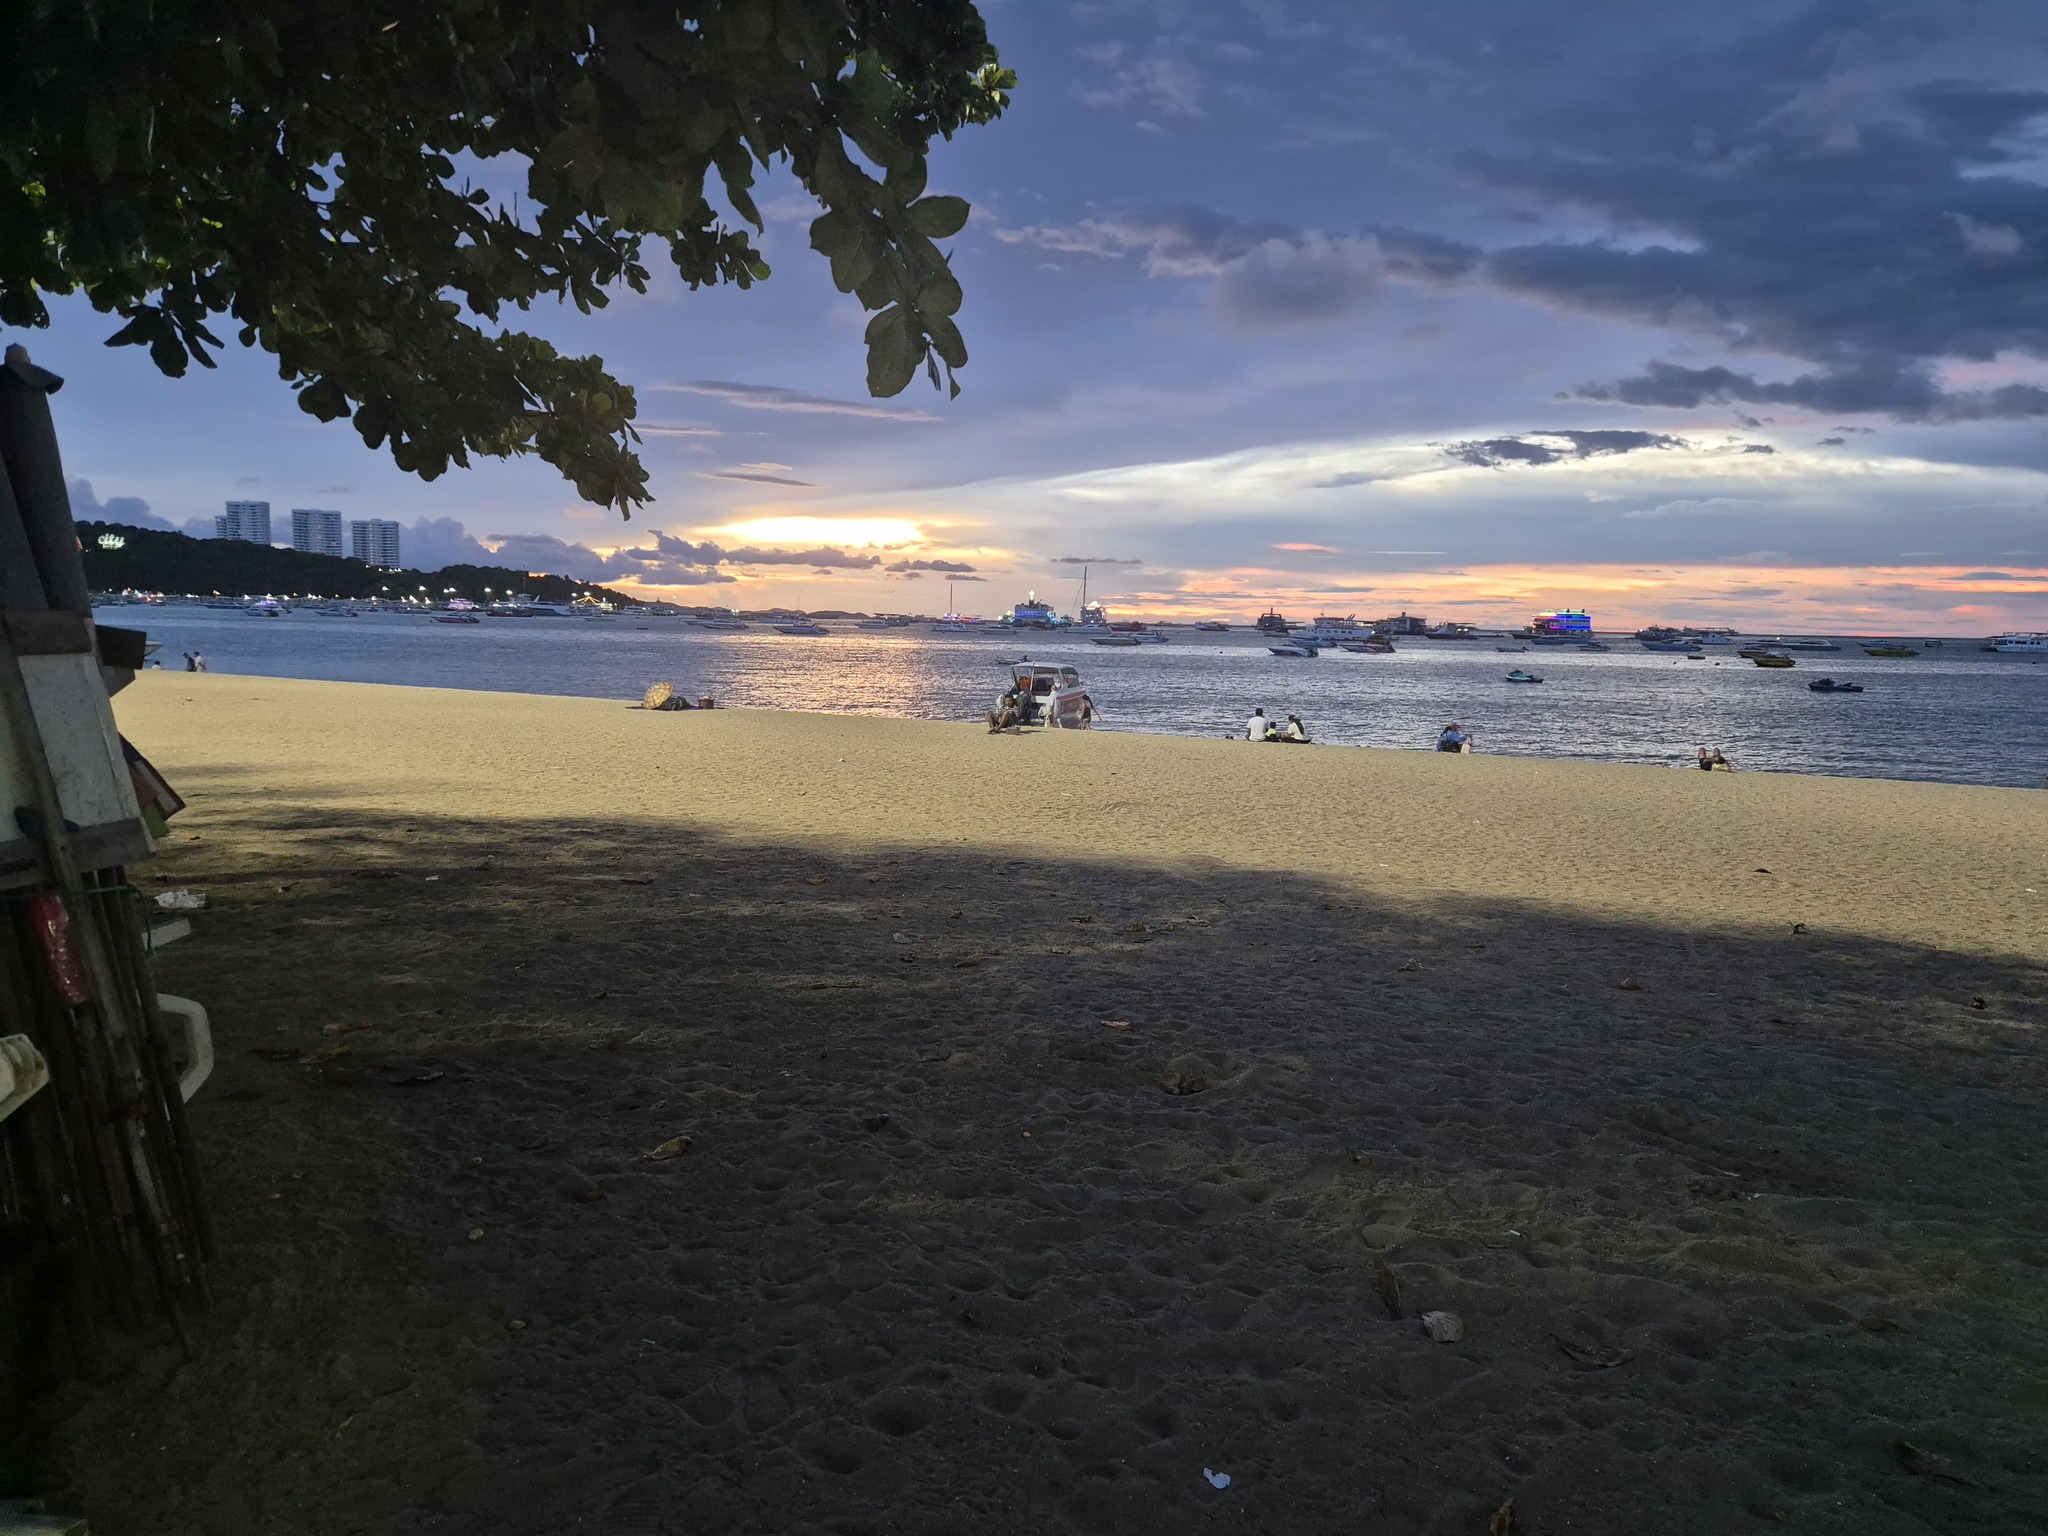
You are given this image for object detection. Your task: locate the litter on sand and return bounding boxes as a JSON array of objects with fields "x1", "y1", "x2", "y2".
[
  {"x1": 1202, "y1": 1469, "x2": 1231, "y2": 1490},
  {"x1": 1420, "y1": 1310, "x2": 1465, "y2": 1342},
  {"x1": 154, "y1": 889, "x2": 206, "y2": 911},
  {"x1": 642, "y1": 1135, "x2": 695, "y2": 1161},
  {"x1": 1099, "y1": 1019, "x2": 1132, "y2": 1030}
]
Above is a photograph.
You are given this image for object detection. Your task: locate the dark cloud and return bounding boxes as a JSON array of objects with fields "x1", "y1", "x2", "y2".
[
  {"x1": 1817, "y1": 436, "x2": 1846, "y2": 446},
  {"x1": 68, "y1": 478, "x2": 173, "y2": 530},
  {"x1": 406, "y1": 517, "x2": 494, "y2": 572},
  {"x1": 1740, "y1": 444, "x2": 1777, "y2": 454},
  {"x1": 1312, "y1": 472, "x2": 1378, "y2": 488},
  {"x1": 1954, "y1": 570, "x2": 2026, "y2": 580},
  {"x1": 886, "y1": 558, "x2": 978, "y2": 573},
  {"x1": 1439, "y1": 429, "x2": 1686, "y2": 469},
  {"x1": 998, "y1": 208, "x2": 1465, "y2": 330},
  {"x1": 704, "y1": 470, "x2": 819, "y2": 486},
  {"x1": 657, "y1": 381, "x2": 937, "y2": 421},
  {"x1": 1457, "y1": 9, "x2": 2048, "y2": 419},
  {"x1": 1574, "y1": 360, "x2": 2048, "y2": 421},
  {"x1": 722, "y1": 546, "x2": 881, "y2": 568}
]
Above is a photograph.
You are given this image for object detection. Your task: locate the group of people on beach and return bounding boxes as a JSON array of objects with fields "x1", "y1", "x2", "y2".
[
  {"x1": 1697, "y1": 746, "x2": 1734, "y2": 771},
  {"x1": 1245, "y1": 708, "x2": 1310, "y2": 742},
  {"x1": 181, "y1": 651, "x2": 207, "y2": 672}
]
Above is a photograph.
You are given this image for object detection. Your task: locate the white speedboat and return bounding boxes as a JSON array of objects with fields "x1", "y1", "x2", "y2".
[
  {"x1": 1505, "y1": 668, "x2": 1543, "y2": 683},
  {"x1": 1003, "y1": 663, "x2": 1093, "y2": 728},
  {"x1": 695, "y1": 619, "x2": 749, "y2": 631},
  {"x1": 1131, "y1": 631, "x2": 1169, "y2": 644},
  {"x1": 1268, "y1": 641, "x2": 1320, "y2": 658},
  {"x1": 774, "y1": 622, "x2": 828, "y2": 636},
  {"x1": 1756, "y1": 635, "x2": 1841, "y2": 652}
]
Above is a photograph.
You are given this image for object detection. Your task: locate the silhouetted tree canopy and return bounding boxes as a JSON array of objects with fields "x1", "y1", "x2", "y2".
[{"x1": 3, "y1": 2, "x2": 1010, "y2": 513}]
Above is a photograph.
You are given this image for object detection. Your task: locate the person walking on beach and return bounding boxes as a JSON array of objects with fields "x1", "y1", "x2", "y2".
[
  {"x1": 1246, "y1": 707, "x2": 1274, "y2": 741},
  {"x1": 1436, "y1": 722, "x2": 1470, "y2": 752}
]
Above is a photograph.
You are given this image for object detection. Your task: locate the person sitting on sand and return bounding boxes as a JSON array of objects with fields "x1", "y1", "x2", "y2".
[
  {"x1": 1246, "y1": 707, "x2": 1274, "y2": 742},
  {"x1": 987, "y1": 687, "x2": 1024, "y2": 734},
  {"x1": 1279, "y1": 713, "x2": 1310, "y2": 743},
  {"x1": 1697, "y1": 746, "x2": 1713, "y2": 771},
  {"x1": 1436, "y1": 723, "x2": 1469, "y2": 752},
  {"x1": 1708, "y1": 748, "x2": 1733, "y2": 772}
]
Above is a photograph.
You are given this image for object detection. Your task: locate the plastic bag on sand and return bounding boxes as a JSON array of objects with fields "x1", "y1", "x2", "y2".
[{"x1": 155, "y1": 889, "x2": 206, "y2": 911}]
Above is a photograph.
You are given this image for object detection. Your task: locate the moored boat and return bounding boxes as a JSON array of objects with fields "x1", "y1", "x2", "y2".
[
  {"x1": 1861, "y1": 645, "x2": 1917, "y2": 658},
  {"x1": 774, "y1": 622, "x2": 828, "y2": 636},
  {"x1": 1504, "y1": 668, "x2": 1543, "y2": 683},
  {"x1": 1752, "y1": 653, "x2": 1795, "y2": 668},
  {"x1": 1268, "y1": 641, "x2": 1319, "y2": 658},
  {"x1": 1807, "y1": 678, "x2": 1864, "y2": 692}
]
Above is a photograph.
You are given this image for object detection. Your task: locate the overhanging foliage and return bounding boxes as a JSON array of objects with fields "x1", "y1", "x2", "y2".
[{"x1": 3, "y1": 2, "x2": 1009, "y2": 514}]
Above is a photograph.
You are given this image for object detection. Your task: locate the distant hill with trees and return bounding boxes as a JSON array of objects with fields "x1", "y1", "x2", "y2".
[{"x1": 78, "y1": 521, "x2": 632, "y2": 606}]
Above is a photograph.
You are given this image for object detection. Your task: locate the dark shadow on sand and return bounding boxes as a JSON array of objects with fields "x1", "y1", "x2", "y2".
[{"x1": 16, "y1": 794, "x2": 2047, "y2": 1536}]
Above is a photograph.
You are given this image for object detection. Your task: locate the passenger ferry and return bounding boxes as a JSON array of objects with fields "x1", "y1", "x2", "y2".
[
  {"x1": 1521, "y1": 610, "x2": 1593, "y2": 644},
  {"x1": 1008, "y1": 594, "x2": 1061, "y2": 630},
  {"x1": 1291, "y1": 614, "x2": 1380, "y2": 646},
  {"x1": 1992, "y1": 632, "x2": 2048, "y2": 654},
  {"x1": 1255, "y1": 607, "x2": 1292, "y2": 635}
]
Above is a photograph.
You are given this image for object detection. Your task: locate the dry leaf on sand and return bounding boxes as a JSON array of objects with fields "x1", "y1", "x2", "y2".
[
  {"x1": 1554, "y1": 1334, "x2": 1634, "y2": 1369},
  {"x1": 1419, "y1": 1310, "x2": 1464, "y2": 1342},
  {"x1": 642, "y1": 1135, "x2": 695, "y2": 1161}
]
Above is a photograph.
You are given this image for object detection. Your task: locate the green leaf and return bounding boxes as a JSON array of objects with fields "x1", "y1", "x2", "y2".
[
  {"x1": 864, "y1": 305, "x2": 922, "y2": 397},
  {"x1": 907, "y1": 195, "x2": 969, "y2": 239}
]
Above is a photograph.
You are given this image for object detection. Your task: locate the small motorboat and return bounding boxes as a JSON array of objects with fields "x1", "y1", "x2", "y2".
[
  {"x1": 1495, "y1": 645, "x2": 1528, "y2": 653},
  {"x1": 1807, "y1": 678, "x2": 1864, "y2": 692},
  {"x1": 1751, "y1": 653, "x2": 1795, "y2": 668},
  {"x1": 1338, "y1": 639, "x2": 1395, "y2": 654},
  {"x1": 774, "y1": 622, "x2": 828, "y2": 636},
  {"x1": 432, "y1": 613, "x2": 481, "y2": 625},
  {"x1": 695, "y1": 619, "x2": 749, "y2": 631},
  {"x1": 1132, "y1": 631, "x2": 1170, "y2": 644},
  {"x1": 1268, "y1": 642, "x2": 1320, "y2": 658},
  {"x1": 1193, "y1": 621, "x2": 1230, "y2": 632},
  {"x1": 1862, "y1": 645, "x2": 1917, "y2": 658},
  {"x1": 1092, "y1": 635, "x2": 1142, "y2": 647},
  {"x1": 1575, "y1": 641, "x2": 1611, "y2": 652},
  {"x1": 1504, "y1": 669, "x2": 1543, "y2": 683}
]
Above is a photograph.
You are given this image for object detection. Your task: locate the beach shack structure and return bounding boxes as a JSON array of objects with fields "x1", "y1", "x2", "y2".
[{"x1": 0, "y1": 345, "x2": 211, "y2": 1381}]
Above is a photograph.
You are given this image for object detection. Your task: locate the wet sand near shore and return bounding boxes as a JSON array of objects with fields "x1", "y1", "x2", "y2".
[{"x1": 25, "y1": 674, "x2": 2048, "y2": 1534}]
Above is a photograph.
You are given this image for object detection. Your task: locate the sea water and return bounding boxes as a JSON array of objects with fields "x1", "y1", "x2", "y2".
[{"x1": 124, "y1": 608, "x2": 2048, "y2": 788}]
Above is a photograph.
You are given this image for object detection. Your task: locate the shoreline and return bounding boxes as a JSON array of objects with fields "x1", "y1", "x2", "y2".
[{"x1": 118, "y1": 672, "x2": 2048, "y2": 958}]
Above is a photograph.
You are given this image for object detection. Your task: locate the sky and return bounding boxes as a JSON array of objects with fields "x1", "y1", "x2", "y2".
[{"x1": 33, "y1": 0, "x2": 2048, "y2": 632}]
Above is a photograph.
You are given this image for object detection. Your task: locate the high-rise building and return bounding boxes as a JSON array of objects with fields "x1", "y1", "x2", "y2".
[
  {"x1": 290, "y1": 508, "x2": 344, "y2": 558},
  {"x1": 349, "y1": 518, "x2": 402, "y2": 569},
  {"x1": 217, "y1": 500, "x2": 272, "y2": 543}
]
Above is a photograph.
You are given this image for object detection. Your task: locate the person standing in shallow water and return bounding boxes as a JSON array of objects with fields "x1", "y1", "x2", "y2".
[{"x1": 1436, "y1": 723, "x2": 1470, "y2": 752}]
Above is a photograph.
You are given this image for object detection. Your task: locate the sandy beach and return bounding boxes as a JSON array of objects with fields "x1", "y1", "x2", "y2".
[{"x1": 31, "y1": 672, "x2": 2048, "y2": 1533}]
